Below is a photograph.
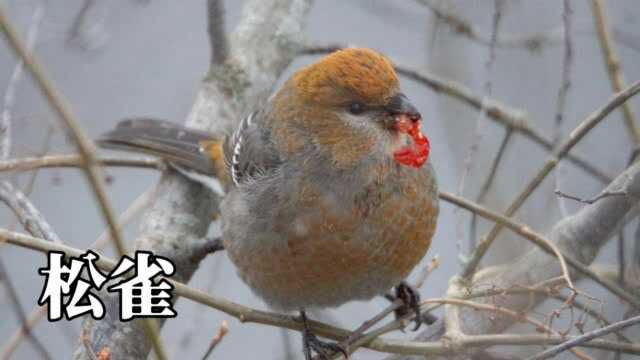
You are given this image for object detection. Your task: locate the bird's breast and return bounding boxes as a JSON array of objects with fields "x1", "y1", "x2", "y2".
[{"x1": 222, "y1": 162, "x2": 439, "y2": 310}]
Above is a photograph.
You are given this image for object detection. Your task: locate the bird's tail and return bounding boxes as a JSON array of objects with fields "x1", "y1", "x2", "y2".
[{"x1": 98, "y1": 118, "x2": 226, "y2": 179}]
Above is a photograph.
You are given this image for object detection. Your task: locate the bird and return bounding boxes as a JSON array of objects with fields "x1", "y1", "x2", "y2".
[{"x1": 98, "y1": 47, "x2": 439, "y2": 359}]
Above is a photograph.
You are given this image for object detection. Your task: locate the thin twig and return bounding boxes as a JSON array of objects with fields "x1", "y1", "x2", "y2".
[
  {"x1": 8, "y1": 126, "x2": 55, "y2": 232},
  {"x1": 0, "y1": 306, "x2": 48, "y2": 360},
  {"x1": 476, "y1": 129, "x2": 514, "y2": 206},
  {"x1": 457, "y1": 0, "x2": 503, "y2": 256},
  {"x1": 458, "y1": 0, "x2": 503, "y2": 195},
  {"x1": 629, "y1": 222, "x2": 640, "y2": 293},
  {"x1": 425, "y1": 298, "x2": 572, "y2": 341},
  {"x1": 359, "y1": 297, "x2": 592, "y2": 360},
  {"x1": 460, "y1": 280, "x2": 631, "y2": 342},
  {"x1": 378, "y1": 333, "x2": 640, "y2": 358},
  {"x1": 470, "y1": 128, "x2": 513, "y2": 244},
  {"x1": 455, "y1": 334, "x2": 639, "y2": 356},
  {"x1": 554, "y1": 189, "x2": 627, "y2": 205},
  {"x1": 0, "y1": 259, "x2": 52, "y2": 360},
  {"x1": 10, "y1": 126, "x2": 55, "y2": 214},
  {"x1": 67, "y1": 0, "x2": 107, "y2": 50},
  {"x1": 339, "y1": 300, "x2": 402, "y2": 356},
  {"x1": 591, "y1": 0, "x2": 640, "y2": 146},
  {"x1": 461, "y1": 80, "x2": 640, "y2": 279},
  {"x1": 553, "y1": 0, "x2": 574, "y2": 218},
  {"x1": 437, "y1": 297, "x2": 592, "y2": 360},
  {"x1": 207, "y1": 0, "x2": 229, "y2": 67},
  {"x1": 201, "y1": 320, "x2": 229, "y2": 360},
  {"x1": 1, "y1": 2, "x2": 45, "y2": 160},
  {"x1": 617, "y1": 230, "x2": 625, "y2": 286},
  {"x1": 415, "y1": 255, "x2": 440, "y2": 289},
  {"x1": 0, "y1": 153, "x2": 162, "y2": 173},
  {"x1": 175, "y1": 254, "x2": 225, "y2": 357},
  {"x1": 0, "y1": 181, "x2": 61, "y2": 244},
  {"x1": 414, "y1": 0, "x2": 638, "y2": 55},
  {"x1": 554, "y1": 0, "x2": 574, "y2": 143},
  {"x1": 414, "y1": 0, "x2": 557, "y2": 52},
  {"x1": 425, "y1": 0, "x2": 443, "y2": 55},
  {"x1": 526, "y1": 315, "x2": 640, "y2": 360}
]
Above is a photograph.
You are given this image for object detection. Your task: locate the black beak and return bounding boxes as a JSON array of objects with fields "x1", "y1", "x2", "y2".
[{"x1": 385, "y1": 93, "x2": 421, "y2": 121}]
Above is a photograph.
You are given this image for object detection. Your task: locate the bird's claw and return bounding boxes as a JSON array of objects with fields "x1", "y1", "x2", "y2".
[
  {"x1": 394, "y1": 281, "x2": 424, "y2": 331},
  {"x1": 303, "y1": 331, "x2": 348, "y2": 360},
  {"x1": 300, "y1": 311, "x2": 348, "y2": 360}
]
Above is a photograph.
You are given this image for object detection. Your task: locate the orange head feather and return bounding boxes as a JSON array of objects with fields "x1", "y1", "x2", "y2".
[{"x1": 293, "y1": 48, "x2": 399, "y2": 106}]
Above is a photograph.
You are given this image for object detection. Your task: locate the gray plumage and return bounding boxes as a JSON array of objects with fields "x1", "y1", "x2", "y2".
[{"x1": 98, "y1": 118, "x2": 216, "y2": 175}]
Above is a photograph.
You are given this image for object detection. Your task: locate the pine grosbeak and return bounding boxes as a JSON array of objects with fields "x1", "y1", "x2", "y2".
[{"x1": 99, "y1": 48, "x2": 439, "y2": 358}]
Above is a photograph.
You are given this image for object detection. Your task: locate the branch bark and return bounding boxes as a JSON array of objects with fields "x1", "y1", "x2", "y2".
[
  {"x1": 71, "y1": 0, "x2": 312, "y2": 359},
  {"x1": 0, "y1": 181, "x2": 61, "y2": 243}
]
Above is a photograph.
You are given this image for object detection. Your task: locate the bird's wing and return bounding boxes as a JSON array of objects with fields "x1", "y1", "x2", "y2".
[
  {"x1": 98, "y1": 118, "x2": 218, "y2": 175},
  {"x1": 223, "y1": 110, "x2": 283, "y2": 186}
]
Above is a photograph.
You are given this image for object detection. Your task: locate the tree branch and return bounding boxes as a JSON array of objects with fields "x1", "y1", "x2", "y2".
[
  {"x1": 0, "y1": 181, "x2": 61, "y2": 243},
  {"x1": 0, "y1": 154, "x2": 162, "y2": 173},
  {"x1": 552, "y1": 0, "x2": 574, "y2": 218},
  {"x1": 526, "y1": 315, "x2": 640, "y2": 360},
  {"x1": 0, "y1": 259, "x2": 52, "y2": 360},
  {"x1": 591, "y1": 0, "x2": 640, "y2": 146},
  {"x1": 1, "y1": 1, "x2": 45, "y2": 160},
  {"x1": 71, "y1": 1, "x2": 313, "y2": 359},
  {"x1": 455, "y1": 0, "x2": 503, "y2": 255},
  {"x1": 207, "y1": 0, "x2": 229, "y2": 67}
]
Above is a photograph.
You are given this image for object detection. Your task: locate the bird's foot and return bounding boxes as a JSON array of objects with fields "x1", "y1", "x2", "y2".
[
  {"x1": 393, "y1": 281, "x2": 435, "y2": 331},
  {"x1": 300, "y1": 311, "x2": 348, "y2": 360},
  {"x1": 303, "y1": 331, "x2": 348, "y2": 360}
]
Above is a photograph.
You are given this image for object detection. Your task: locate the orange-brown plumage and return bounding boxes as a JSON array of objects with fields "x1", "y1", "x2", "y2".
[
  {"x1": 293, "y1": 48, "x2": 399, "y2": 106},
  {"x1": 226, "y1": 160, "x2": 438, "y2": 310}
]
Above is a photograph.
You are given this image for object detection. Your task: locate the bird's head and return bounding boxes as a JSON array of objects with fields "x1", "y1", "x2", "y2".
[{"x1": 284, "y1": 48, "x2": 430, "y2": 169}]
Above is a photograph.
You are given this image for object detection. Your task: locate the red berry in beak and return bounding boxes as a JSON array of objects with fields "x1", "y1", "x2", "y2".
[{"x1": 393, "y1": 114, "x2": 430, "y2": 168}]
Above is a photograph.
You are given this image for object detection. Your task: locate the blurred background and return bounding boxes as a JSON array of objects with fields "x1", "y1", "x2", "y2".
[{"x1": 1, "y1": 0, "x2": 639, "y2": 358}]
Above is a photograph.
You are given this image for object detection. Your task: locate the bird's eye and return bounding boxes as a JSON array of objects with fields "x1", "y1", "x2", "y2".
[{"x1": 348, "y1": 102, "x2": 366, "y2": 115}]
